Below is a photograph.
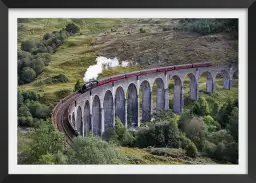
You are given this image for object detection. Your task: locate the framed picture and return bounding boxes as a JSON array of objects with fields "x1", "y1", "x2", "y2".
[{"x1": 1, "y1": 0, "x2": 253, "y2": 182}]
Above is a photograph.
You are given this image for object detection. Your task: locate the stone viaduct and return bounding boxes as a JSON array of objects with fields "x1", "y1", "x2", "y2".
[{"x1": 68, "y1": 63, "x2": 237, "y2": 137}]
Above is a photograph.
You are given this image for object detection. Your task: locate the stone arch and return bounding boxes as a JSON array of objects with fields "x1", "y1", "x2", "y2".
[
  {"x1": 104, "y1": 90, "x2": 114, "y2": 131},
  {"x1": 169, "y1": 75, "x2": 183, "y2": 113},
  {"x1": 92, "y1": 95, "x2": 101, "y2": 136},
  {"x1": 72, "y1": 112, "x2": 75, "y2": 127},
  {"x1": 76, "y1": 106, "x2": 83, "y2": 135},
  {"x1": 215, "y1": 70, "x2": 232, "y2": 90},
  {"x1": 153, "y1": 78, "x2": 165, "y2": 112},
  {"x1": 183, "y1": 73, "x2": 198, "y2": 101},
  {"x1": 115, "y1": 86, "x2": 125, "y2": 125},
  {"x1": 140, "y1": 80, "x2": 151, "y2": 122},
  {"x1": 127, "y1": 83, "x2": 138, "y2": 128},
  {"x1": 199, "y1": 71, "x2": 214, "y2": 93},
  {"x1": 83, "y1": 100, "x2": 91, "y2": 136}
]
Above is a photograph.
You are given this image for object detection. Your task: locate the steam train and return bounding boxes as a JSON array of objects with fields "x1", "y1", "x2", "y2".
[{"x1": 78, "y1": 62, "x2": 212, "y2": 94}]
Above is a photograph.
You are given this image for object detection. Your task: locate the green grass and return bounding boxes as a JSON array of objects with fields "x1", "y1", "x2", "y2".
[
  {"x1": 120, "y1": 147, "x2": 218, "y2": 164},
  {"x1": 18, "y1": 19, "x2": 133, "y2": 105}
]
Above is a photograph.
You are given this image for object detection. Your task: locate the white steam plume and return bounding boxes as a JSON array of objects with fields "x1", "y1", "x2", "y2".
[{"x1": 83, "y1": 56, "x2": 129, "y2": 82}]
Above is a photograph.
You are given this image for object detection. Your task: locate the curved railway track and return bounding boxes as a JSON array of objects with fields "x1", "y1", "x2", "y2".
[{"x1": 52, "y1": 92, "x2": 81, "y2": 146}]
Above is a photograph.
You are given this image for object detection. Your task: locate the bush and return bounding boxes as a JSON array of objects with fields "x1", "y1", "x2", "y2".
[
  {"x1": 73, "y1": 79, "x2": 83, "y2": 92},
  {"x1": 139, "y1": 28, "x2": 146, "y2": 33},
  {"x1": 26, "y1": 100, "x2": 51, "y2": 119},
  {"x1": 179, "y1": 115, "x2": 207, "y2": 150},
  {"x1": 21, "y1": 91, "x2": 40, "y2": 101},
  {"x1": 227, "y1": 107, "x2": 238, "y2": 142},
  {"x1": 185, "y1": 141, "x2": 198, "y2": 158},
  {"x1": 203, "y1": 115, "x2": 221, "y2": 132},
  {"x1": 135, "y1": 121, "x2": 180, "y2": 148},
  {"x1": 23, "y1": 122, "x2": 66, "y2": 164},
  {"x1": 21, "y1": 40, "x2": 39, "y2": 52},
  {"x1": 103, "y1": 117, "x2": 135, "y2": 147},
  {"x1": 20, "y1": 67, "x2": 36, "y2": 83},
  {"x1": 70, "y1": 135, "x2": 126, "y2": 164},
  {"x1": 18, "y1": 116, "x2": 34, "y2": 126},
  {"x1": 30, "y1": 58, "x2": 45, "y2": 75},
  {"x1": 65, "y1": 23, "x2": 80, "y2": 34},
  {"x1": 217, "y1": 99, "x2": 236, "y2": 128},
  {"x1": 192, "y1": 97, "x2": 210, "y2": 116}
]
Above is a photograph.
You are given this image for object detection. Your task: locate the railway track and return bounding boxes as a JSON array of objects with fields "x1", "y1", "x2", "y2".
[{"x1": 52, "y1": 92, "x2": 81, "y2": 146}]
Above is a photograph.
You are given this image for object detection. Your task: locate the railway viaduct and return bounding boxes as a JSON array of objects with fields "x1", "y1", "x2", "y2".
[{"x1": 67, "y1": 63, "x2": 237, "y2": 137}]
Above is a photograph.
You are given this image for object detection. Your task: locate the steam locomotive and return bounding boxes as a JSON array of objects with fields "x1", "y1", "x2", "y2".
[{"x1": 78, "y1": 62, "x2": 212, "y2": 94}]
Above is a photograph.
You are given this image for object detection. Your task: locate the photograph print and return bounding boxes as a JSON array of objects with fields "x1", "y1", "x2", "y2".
[{"x1": 17, "y1": 18, "x2": 239, "y2": 166}]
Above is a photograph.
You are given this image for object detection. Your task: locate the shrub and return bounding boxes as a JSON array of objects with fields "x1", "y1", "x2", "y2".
[
  {"x1": 192, "y1": 97, "x2": 210, "y2": 116},
  {"x1": 227, "y1": 107, "x2": 238, "y2": 142},
  {"x1": 103, "y1": 117, "x2": 135, "y2": 147},
  {"x1": 185, "y1": 141, "x2": 198, "y2": 158},
  {"x1": 21, "y1": 91, "x2": 40, "y2": 101},
  {"x1": 26, "y1": 100, "x2": 51, "y2": 119},
  {"x1": 139, "y1": 28, "x2": 146, "y2": 33},
  {"x1": 18, "y1": 116, "x2": 34, "y2": 126},
  {"x1": 179, "y1": 115, "x2": 207, "y2": 150},
  {"x1": 21, "y1": 40, "x2": 39, "y2": 52},
  {"x1": 211, "y1": 101, "x2": 220, "y2": 119},
  {"x1": 65, "y1": 23, "x2": 80, "y2": 34},
  {"x1": 135, "y1": 121, "x2": 181, "y2": 148},
  {"x1": 73, "y1": 79, "x2": 83, "y2": 92},
  {"x1": 25, "y1": 122, "x2": 66, "y2": 164},
  {"x1": 203, "y1": 115, "x2": 221, "y2": 132},
  {"x1": 20, "y1": 67, "x2": 36, "y2": 83},
  {"x1": 202, "y1": 140, "x2": 217, "y2": 157},
  {"x1": 18, "y1": 91, "x2": 24, "y2": 108},
  {"x1": 70, "y1": 135, "x2": 126, "y2": 164},
  {"x1": 30, "y1": 58, "x2": 45, "y2": 75}
]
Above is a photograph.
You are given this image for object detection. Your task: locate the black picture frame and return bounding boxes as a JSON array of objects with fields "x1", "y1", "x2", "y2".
[{"x1": 1, "y1": 0, "x2": 253, "y2": 182}]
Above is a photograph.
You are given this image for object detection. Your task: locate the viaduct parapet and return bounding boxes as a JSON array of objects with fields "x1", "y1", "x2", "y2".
[{"x1": 67, "y1": 63, "x2": 237, "y2": 137}]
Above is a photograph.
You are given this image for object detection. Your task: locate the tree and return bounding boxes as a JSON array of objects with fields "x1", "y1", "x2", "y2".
[
  {"x1": 65, "y1": 23, "x2": 80, "y2": 34},
  {"x1": 30, "y1": 58, "x2": 45, "y2": 75},
  {"x1": 20, "y1": 67, "x2": 36, "y2": 83},
  {"x1": 73, "y1": 79, "x2": 83, "y2": 92},
  {"x1": 21, "y1": 40, "x2": 38, "y2": 52},
  {"x1": 28, "y1": 122, "x2": 66, "y2": 163},
  {"x1": 192, "y1": 97, "x2": 210, "y2": 116},
  {"x1": 217, "y1": 99, "x2": 235, "y2": 128},
  {"x1": 211, "y1": 101, "x2": 220, "y2": 119},
  {"x1": 18, "y1": 91, "x2": 24, "y2": 108},
  {"x1": 227, "y1": 107, "x2": 238, "y2": 142}
]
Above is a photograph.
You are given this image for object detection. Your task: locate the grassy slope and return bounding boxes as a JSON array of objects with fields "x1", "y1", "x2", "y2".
[{"x1": 18, "y1": 19, "x2": 130, "y2": 105}]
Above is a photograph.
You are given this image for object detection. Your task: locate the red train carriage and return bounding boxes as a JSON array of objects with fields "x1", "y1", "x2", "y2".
[
  {"x1": 110, "y1": 73, "x2": 126, "y2": 82},
  {"x1": 174, "y1": 63, "x2": 193, "y2": 70},
  {"x1": 98, "y1": 76, "x2": 112, "y2": 86},
  {"x1": 125, "y1": 71, "x2": 141, "y2": 78},
  {"x1": 192, "y1": 62, "x2": 212, "y2": 68},
  {"x1": 140, "y1": 68, "x2": 157, "y2": 75},
  {"x1": 156, "y1": 66, "x2": 175, "y2": 72}
]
